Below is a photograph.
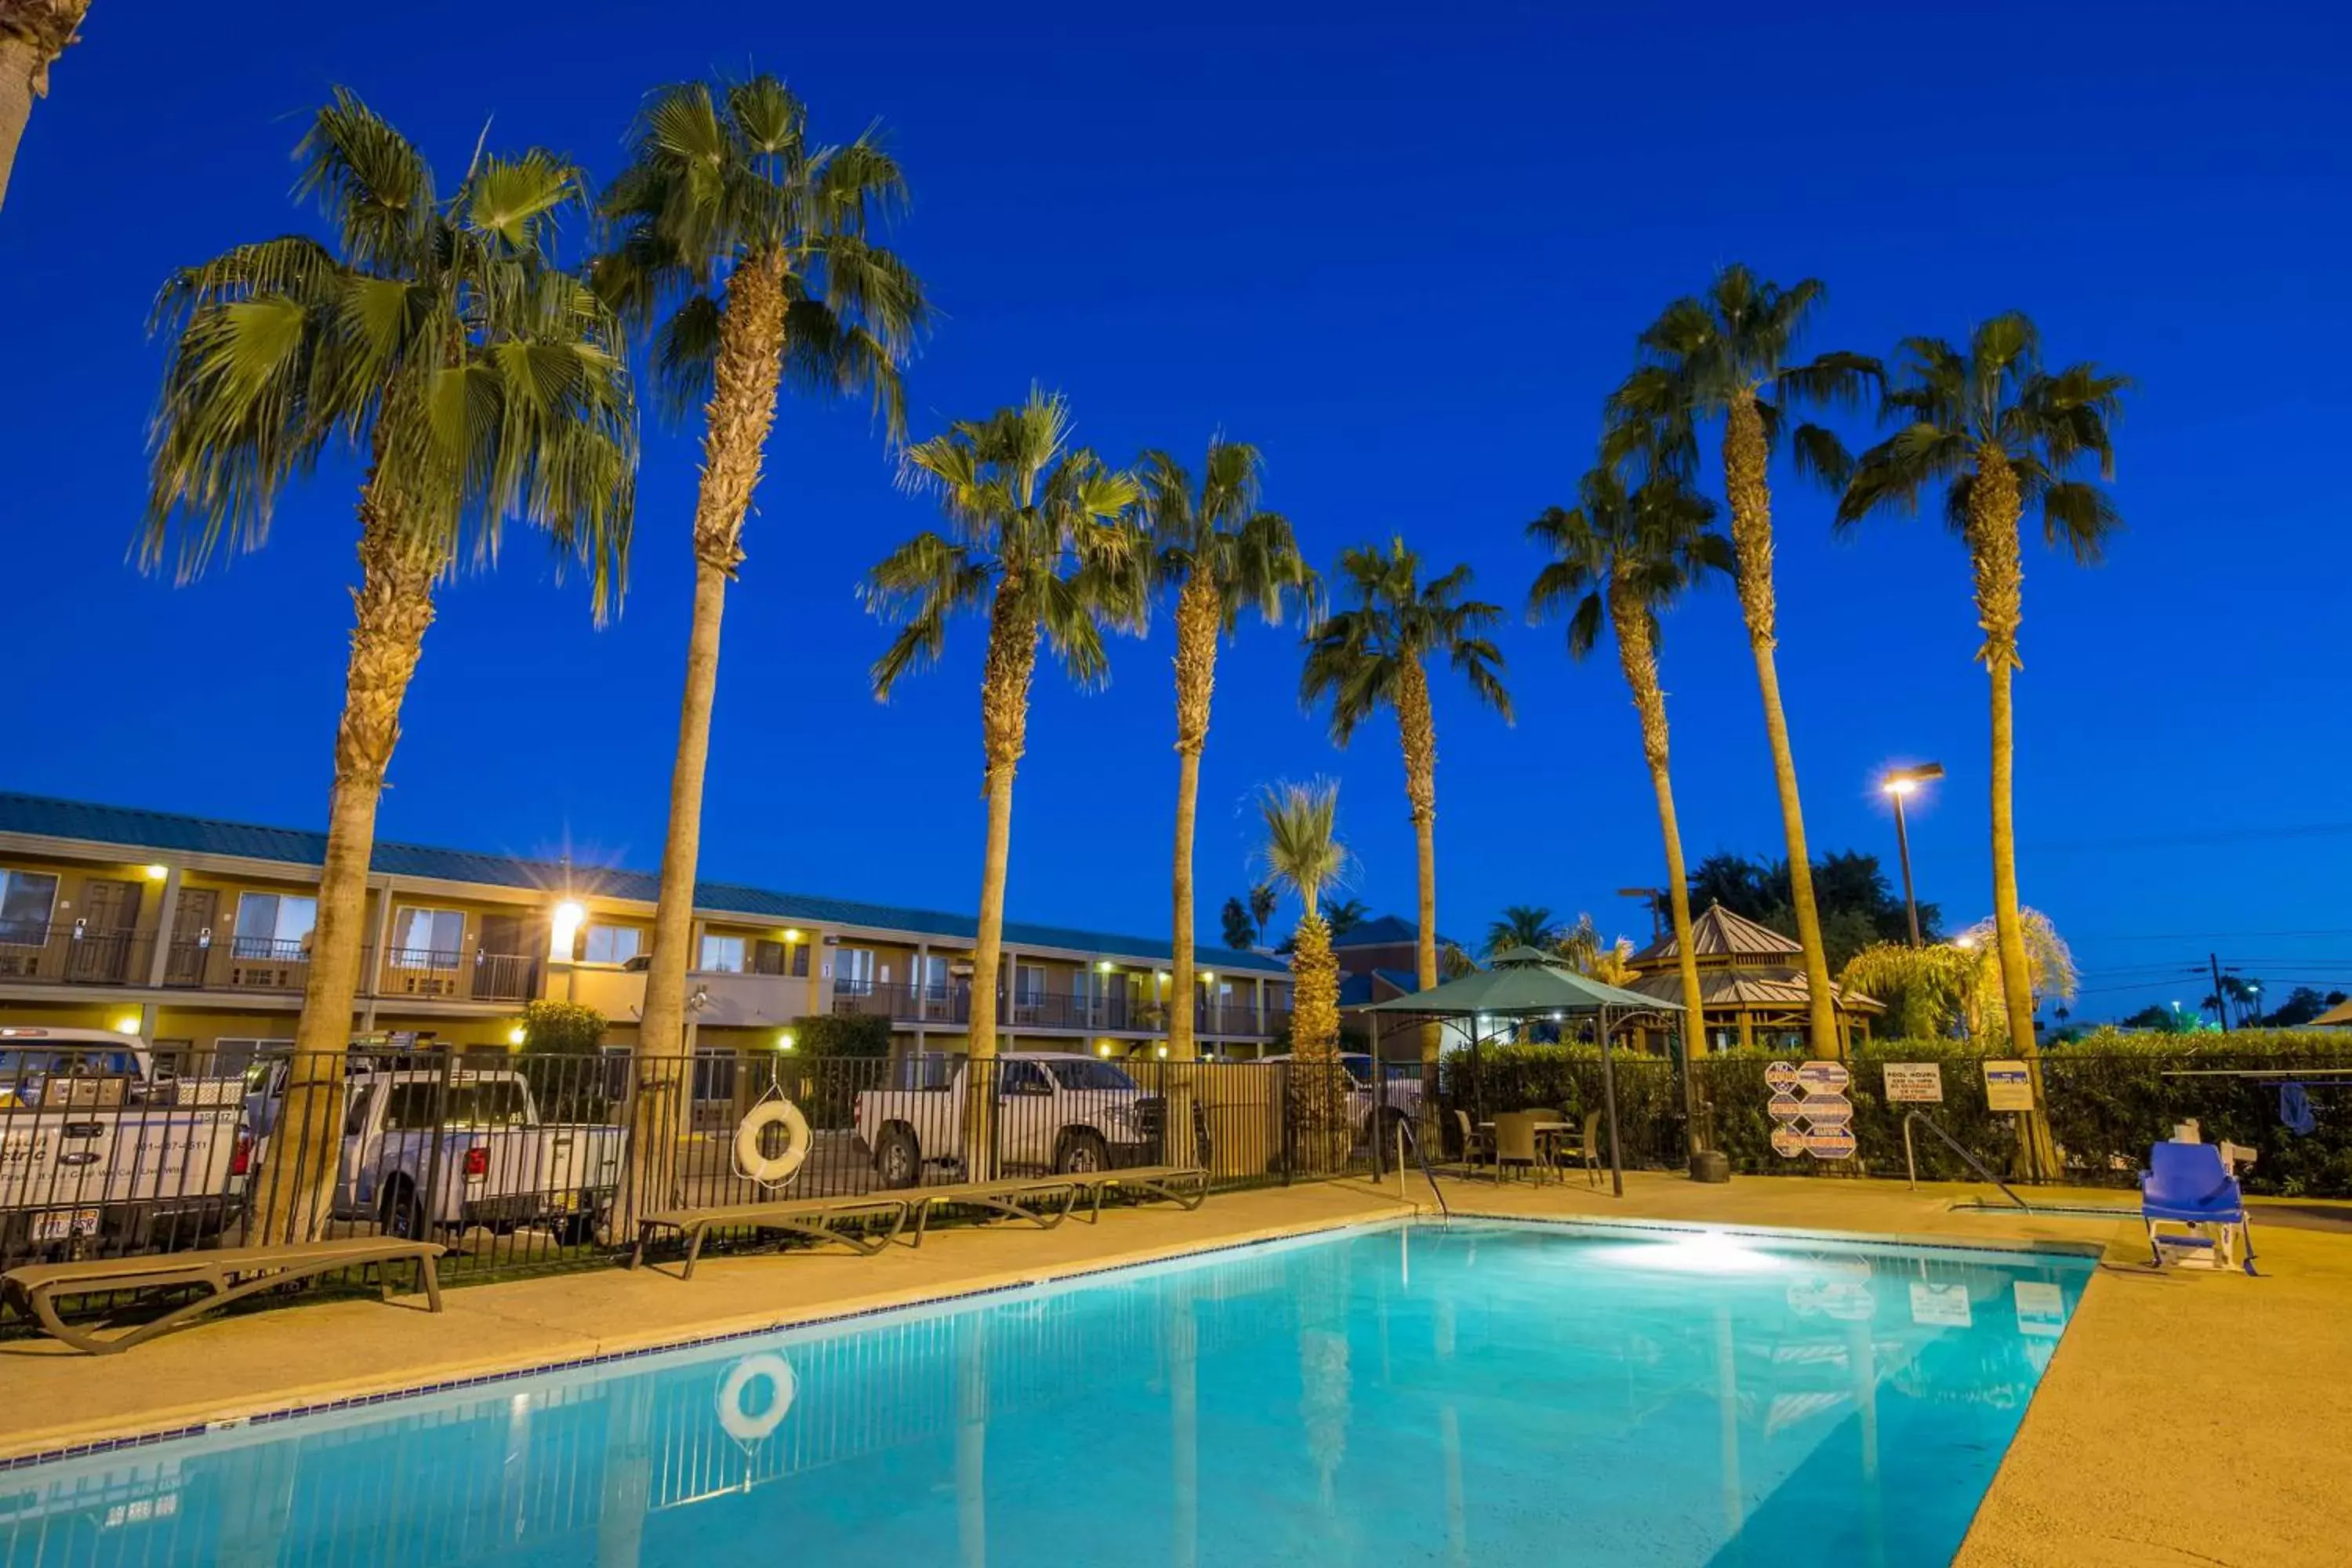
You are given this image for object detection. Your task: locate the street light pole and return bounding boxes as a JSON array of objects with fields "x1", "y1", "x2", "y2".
[
  {"x1": 1889, "y1": 789, "x2": 1922, "y2": 948},
  {"x1": 1878, "y1": 763, "x2": 1944, "y2": 949}
]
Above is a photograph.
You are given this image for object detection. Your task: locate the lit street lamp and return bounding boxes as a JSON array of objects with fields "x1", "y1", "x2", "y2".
[{"x1": 1879, "y1": 763, "x2": 1945, "y2": 948}]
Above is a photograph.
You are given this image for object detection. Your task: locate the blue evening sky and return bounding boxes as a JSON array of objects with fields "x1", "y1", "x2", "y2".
[{"x1": 3, "y1": 1, "x2": 2347, "y2": 1021}]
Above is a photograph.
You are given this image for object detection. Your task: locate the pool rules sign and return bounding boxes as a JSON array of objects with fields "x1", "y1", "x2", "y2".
[{"x1": 1766, "y1": 1060, "x2": 1856, "y2": 1160}]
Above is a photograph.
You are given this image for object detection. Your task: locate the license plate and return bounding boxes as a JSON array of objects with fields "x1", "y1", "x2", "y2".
[{"x1": 32, "y1": 1208, "x2": 100, "y2": 1241}]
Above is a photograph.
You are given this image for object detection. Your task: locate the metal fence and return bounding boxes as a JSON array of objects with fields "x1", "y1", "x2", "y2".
[
  {"x1": 0, "y1": 1045, "x2": 1415, "y2": 1327},
  {"x1": 1445, "y1": 1044, "x2": 2352, "y2": 1195}
]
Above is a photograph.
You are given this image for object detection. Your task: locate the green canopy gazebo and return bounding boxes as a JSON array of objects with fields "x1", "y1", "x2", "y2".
[{"x1": 1356, "y1": 946, "x2": 1692, "y2": 1196}]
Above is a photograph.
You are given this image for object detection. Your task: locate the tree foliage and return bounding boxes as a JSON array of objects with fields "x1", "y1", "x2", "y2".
[{"x1": 1686, "y1": 848, "x2": 1933, "y2": 970}]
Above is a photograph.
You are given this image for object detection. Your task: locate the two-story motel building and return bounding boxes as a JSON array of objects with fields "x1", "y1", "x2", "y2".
[{"x1": 0, "y1": 793, "x2": 1292, "y2": 1067}]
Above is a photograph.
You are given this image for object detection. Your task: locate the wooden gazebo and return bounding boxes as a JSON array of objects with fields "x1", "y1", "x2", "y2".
[{"x1": 1624, "y1": 903, "x2": 1882, "y2": 1054}]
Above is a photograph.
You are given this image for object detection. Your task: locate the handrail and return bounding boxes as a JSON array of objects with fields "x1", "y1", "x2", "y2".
[
  {"x1": 1395, "y1": 1116, "x2": 1450, "y2": 1225},
  {"x1": 1904, "y1": 1109, "x2": 2027, "y2": 1209}
]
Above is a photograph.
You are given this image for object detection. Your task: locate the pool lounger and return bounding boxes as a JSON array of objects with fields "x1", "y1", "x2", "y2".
[
  {"x1": 632, "y1": 1195, "x2": 916, "y2": 1278},
  {"x1": 2, "y1": 1238, "x2": 445, "y2": 1355},
  {"x1": 907, "y1": 1165, "x2": 1209, "y2": 1243}
]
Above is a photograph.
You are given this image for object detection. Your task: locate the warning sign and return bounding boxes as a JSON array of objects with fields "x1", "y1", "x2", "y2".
[
  {"x1": 1768, "y1": 1060, "x2": 1861, "y2": 1161},
  {"x1": 1983, "y1": 1060, "x2": 2035, "y2": 1112},
  {"x1": 1882, "y1": 1062, "x2": 1944, "y2": 1103}
]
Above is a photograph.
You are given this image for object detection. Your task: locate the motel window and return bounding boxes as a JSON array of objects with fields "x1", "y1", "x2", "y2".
[
  {"x1": 580, "y1": 924, "x2": 641, "y2": 965},
  {"x1": 232, "y1": 893, "x2": 318, "y2": 958},
  {"x1": 388, "y1": 906, "x2": 466, "y2": 967},
  {"x1": 1013, "y1": 964, "x2": 1047, "y2": 1006},
  {"x1": 0, "y1": 869, "x2": 60, "y2": 945},
  {"x1": 836, "y1": 948, "x2": 875, "y2": 995},
  {"x1": 698, "y1": 934, "x2": 746, "y2": 974},
  {"x1": 750, "y1": 938, "x2": 811, "y2": 978}
]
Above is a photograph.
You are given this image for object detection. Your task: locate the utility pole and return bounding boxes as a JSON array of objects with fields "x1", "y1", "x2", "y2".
[{"x1": 2210, "y1": 953, "x2": 2231, "y2": 1033}]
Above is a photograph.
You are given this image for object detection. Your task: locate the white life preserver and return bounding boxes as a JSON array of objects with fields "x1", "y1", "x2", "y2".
[
  {"x1": 734, "y1": 1097, "x2": 812, "y2": 1187},
  {"x1": 715, "y1": 1351, "x2": 797, "y2": 1444}
]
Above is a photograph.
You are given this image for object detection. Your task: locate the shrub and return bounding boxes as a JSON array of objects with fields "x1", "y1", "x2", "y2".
[
  {"x1": 787, "y1": 1012, "x2": 891, "y2": 1058},
  {"x1": 517, "y1": 999, "x2": 607, "y2": 1054}
]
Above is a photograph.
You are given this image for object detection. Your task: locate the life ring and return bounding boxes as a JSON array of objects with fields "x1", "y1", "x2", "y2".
[
  {"x1": 715, "y1": 1352, "x2": 797, "y2": 1444},
  {"x1": 734, "y1": 1098, "x2": 811, "y2": 1186}
]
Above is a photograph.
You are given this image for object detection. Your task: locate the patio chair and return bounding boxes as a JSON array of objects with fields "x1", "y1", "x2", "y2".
[
  {"x1": 2140, "y1": 1140, "x2": 2256, "y2": 1275},
  {"x1": 1494, "y1": 1111, "x2": 1546, "y2": 1183},
  {"x1": 1454, "y1": 1109, "x2": 1494, "y2": 1177},
  {"x1": 1552, "y1": 1109, "x2": 1603, "y2": 1189}
]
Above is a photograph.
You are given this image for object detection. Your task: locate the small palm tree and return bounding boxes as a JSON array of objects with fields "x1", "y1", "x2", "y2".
[
  {"x1": 1301, "y1": 539, "x2": 1509, "y2": 1101},
  {"x1": 144, "y1": 92, "x2": 634, "y2": 1242},
  {"x1": 597, "y1": 76, "x2": 924, "y2": 1222},
  {"x1": 1248, "y1": 882, "x2": 1279, "y2": 945},
  {"x1": 1838, "y1": 316, "x2": 2123, "y2": 1173},
  {"x1": 1323, "y1": 898, "x2": 1370, "y2": 942},
  {"x1": 1610, "y1": 266, "x2": 1878, "y2": 1055},
  {"x1": 864, "y1": 390, "x2": 1143, "y2": 1179},
  {"x1": 1485, "y1": 905, "x2": 1560, "y2": 956},
  {"x1": 1527, "y1": 466, "x2": 1730, "y2": 1066},
  {"x1": 0, "y1": 0, "x2": 86, "y2": 212},
  {"x1": 1256, "y1": 779, "x2": 1352, "y2": 1170},
  {"x1": 1220, "y1": 895, "x2": 1256, "y2": 951},
  {"x1": 1139, "y1": 439, "x2": 1314, "y2": 1070}
]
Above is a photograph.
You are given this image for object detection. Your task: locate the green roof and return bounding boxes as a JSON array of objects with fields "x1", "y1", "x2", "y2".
[{"x1": 0, "y1": 791, "x2": 1287, "y2": 975}]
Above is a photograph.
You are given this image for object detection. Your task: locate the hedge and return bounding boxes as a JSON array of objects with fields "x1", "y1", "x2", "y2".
[{"x1": 1443, "y1": 1029, "x2": 2352, "y2": 1196}]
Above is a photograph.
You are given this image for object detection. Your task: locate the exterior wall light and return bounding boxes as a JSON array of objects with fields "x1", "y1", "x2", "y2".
[
  {"x1": 143, "y1": 865, "x2": 169, "y2": 881},
  {"x1": 777, "y1": 1030, "x2": 797, "y2": 1052},
  {"x1": 550, "y1": 899, "x2": 586, "y2": 959},
  {"x1": 507, "y1": 1025, "x2": 528, "y2": 1047},
  {"x1": 114, "y1": 1014, "x2": 140, "y2": 1036}
]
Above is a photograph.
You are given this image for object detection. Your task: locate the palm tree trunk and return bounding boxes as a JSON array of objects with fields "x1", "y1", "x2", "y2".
[
  {"x1": 966, "y1": 584, "x2": 1037, "y2": 1182},
  {"x1": 624, "y1": 249, "x2": 789, "y2": 1232},
  {"x1": 0, "y1": 3, "x2": 83, "y2": 216},
  {"x1": 1722, "y1": 395, "x2": 1839, "y2": 1055},
  {"x1": 1968, "y1": 448, "x2": 2060, "y2": 1178},
  {"x1": 1166, "y1": 579, "x2": 1218, "y2": 1168},
  {"x1": 1395, "y1": 656, "x2": 1442, "y2": 1121},
  {"x1": 1288, "y1": 912, "x2": 1345, "y2": 1171},
  {"x1": 252, "y1": 496, "x2": 440, "y2": 1244},
  {"x1": 1612, "y1": 588, "x2": 1710, "y2": 1152}
]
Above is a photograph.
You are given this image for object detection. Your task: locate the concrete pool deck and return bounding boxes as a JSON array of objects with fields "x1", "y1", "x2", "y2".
[{"x1": 3, "y1": 1171, "x2": 2347, "y2": 1566}]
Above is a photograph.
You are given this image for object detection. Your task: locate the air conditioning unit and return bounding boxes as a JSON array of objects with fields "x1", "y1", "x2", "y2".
[
  {"x1": 232, "y1": 962, "x2": 291, "y2": 989},
  {"x1": 400, "y1": 973, "x2": 456, "y2": 998}
]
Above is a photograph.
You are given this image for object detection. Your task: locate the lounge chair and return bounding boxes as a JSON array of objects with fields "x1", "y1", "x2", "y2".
[
  {"x1": 2140, "y1": 1141, "x2": 2256, "y2": 1275},
  {"x1": 631, "y1": 1193, "x2": 915, "y2": 1278},
  {"x1": 2, "y1": 1237, "x2": 443, "y2": 1355},
  {"x1": 1075, "y1": 1163, "x2": 1210, "y2": 1218},
  {"x1": 911, "y1": 1164, "x2": 1207, "y2": 1243},
  {"x1": 1454, "y1": 1109, "x2": 1494, "y2": 1177}
]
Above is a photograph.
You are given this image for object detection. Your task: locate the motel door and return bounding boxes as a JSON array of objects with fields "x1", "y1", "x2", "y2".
[
  {"x1": 65, "y1": 878, "x2": 143, "y2": 982},
  {"x1": 166, "y1": 887, "x2": 219, "y2": 985}
]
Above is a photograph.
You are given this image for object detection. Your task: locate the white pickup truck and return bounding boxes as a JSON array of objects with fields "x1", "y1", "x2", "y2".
[
  {"x1": 1261, "y1": 1052, "x2": 1425, "y2": 1145},
  {"x1": 0, "y1": 1027, "x2": 249, "y2": 1258},
  {"x1": 854, "y1": 1052, "x2": 1162, "y2": 1187},
  {"x1": 252, "y1": 1062, "x2": 623, "y2": 1243}
]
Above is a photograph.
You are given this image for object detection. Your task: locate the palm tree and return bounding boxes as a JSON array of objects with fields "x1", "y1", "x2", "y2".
[
  {"x1": 1485, "y1": 905, "x2": 1559, "y2": 956},
  {"x1": 143, "y1": 92, "x2": 634, "y2": 1242},
  {"x1": 863, "y1": 390, "x2": 1144, "y2": 1180},
  {"x1": 1610, "y1": 265, "x2": 1878, "y2": 1055},
  {"x1": 1248, "y1": 883, "x2": 1278, "y2": 945},
  {"x1": 1255, "y1": 779, "x2": 1352, "y2": 1170},
  {"x1": 1219, "y1": 895, "x2": 1256, "y2": 951},
  {"x1": 1527, "y1": 466, "x2": 1728, "y2": 1072},
  {"x1": 597, "y1": 76, "x2": 924, "y2": 1223},
  {"x1": 1323, "y1": 898, "x2": 1370, "y2": 942},
  {"x1": 1838, "y1": 315, "x2": 2123, "y2": 1173},
  {"x1": 1301, "y1": 539, "x2": 1510, "y2": 1107},
  {"x1": 0, "y1": 0, "x2": 85, "y2": 213},
  {"x1": 1138, "y1": 439, "x2": 1313, "y2": 1075}
]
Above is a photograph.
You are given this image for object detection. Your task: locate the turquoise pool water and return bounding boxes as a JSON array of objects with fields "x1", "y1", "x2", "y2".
[{"x1": 0, "y1": 1221, "x2": 2091, "y2": 1566}]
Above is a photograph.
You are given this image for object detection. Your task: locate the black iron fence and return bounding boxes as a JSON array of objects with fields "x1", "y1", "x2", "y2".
[
  {"x1": 0, "y1": 1046, "x2": 1412, "y2": 1327},
  {"x1": 1445, "y1": 1041, "x2": 2352, "y2": 1196}
]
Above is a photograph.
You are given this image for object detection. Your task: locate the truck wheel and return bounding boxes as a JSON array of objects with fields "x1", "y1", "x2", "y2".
[
  {"x1": 875, "y1": 1126, "x2": 921, "y2": 1189},
  {"x1": 377, "y1": 1182, "x2": 428, "y2": 1241},
  {"x1": 1058, "y1": 1131, "x2": 1111, "y2": 1174}
]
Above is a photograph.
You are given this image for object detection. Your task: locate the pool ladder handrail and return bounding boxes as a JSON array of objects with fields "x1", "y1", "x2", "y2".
[
  {"x1": 1395, "y1": 1116, "x2": 1451, "y2": 1225},
  {"x1": 1904, "y1": 1109, "x2": 2027, "y2": 1209}
]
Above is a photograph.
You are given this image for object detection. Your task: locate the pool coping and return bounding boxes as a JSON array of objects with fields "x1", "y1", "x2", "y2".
[{"x1": 0, "y1": 1205, "x2": 2097, "y2": 1474}]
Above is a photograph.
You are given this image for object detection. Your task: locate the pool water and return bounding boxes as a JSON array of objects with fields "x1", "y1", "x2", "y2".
[{"x1": 0, "y1": 1221, "x2": 2091, "y2": 1567}]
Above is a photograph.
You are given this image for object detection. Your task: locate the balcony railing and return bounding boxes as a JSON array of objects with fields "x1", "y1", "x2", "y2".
[
  {"x1": 830, "y1": 979, "x2": 1285, "y2": 1036},
  {"x1": 0, "y1": 924, "x2": 540, "y2": 1006}
]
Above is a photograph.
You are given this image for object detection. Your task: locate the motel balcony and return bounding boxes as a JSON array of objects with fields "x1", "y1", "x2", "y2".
[{"x1": 0, "y1": 923, "x2": 542, "y2": 1006}]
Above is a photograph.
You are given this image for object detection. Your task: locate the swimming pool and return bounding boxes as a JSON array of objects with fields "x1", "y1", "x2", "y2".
[{"x1": 0, "y1": 1221, "x2": 2091, "y2": 1566}]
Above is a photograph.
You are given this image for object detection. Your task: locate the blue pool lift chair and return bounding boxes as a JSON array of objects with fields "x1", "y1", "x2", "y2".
[{"x1": 2140, "y1": 1141, "x2": 2256, "y2": 1275}]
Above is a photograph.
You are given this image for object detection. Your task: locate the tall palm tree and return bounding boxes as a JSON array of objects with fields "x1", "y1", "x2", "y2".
[
  {"x1": 863, "y1": 390, "x2": 1144, "y2": 1180},
  {"x1": 1301, "y1": 539, "x2": 1510, "y2": 1106},
  {"x1": 1255, "y1": 779, "x2": 1352, "y2": 1171},
  {"x1": 597, "y1": 76, "x2": 924, "y2": 1222},
  {"x1": 1248, "y1": 883, "x2": 1279, "y2": 945},
  {"x1": 1838, "y1": 315, "x2": 2124, "y2": 1174},
  {"x1": 1485, "y1": 905, "x2": 1559, "y2": 956},
  {"x1": 1138, "y1": 439, "x2": 1313, "y2": 1077},
  {"x1": 0, "y1": 0, "x2": 85, "y2": 213},
  {"x1": 1527, "y1": 466, "x2": 1730, "y2": 1100},
  {"x1": 1610, "y1": 265, "x2": 1877, "y2": 1055},
  {"x1": 143, "y1": 92, "x2": 635, "y2": 1241}
]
